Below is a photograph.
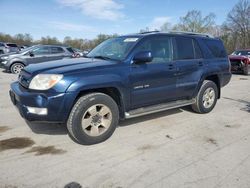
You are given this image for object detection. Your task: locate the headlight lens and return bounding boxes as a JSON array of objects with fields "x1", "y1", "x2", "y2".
[
  {"x1": 1, "y1": 56, "x2": 9, "y2": 60},
  {"x1": 29, "y1": 74, "x2": 63, "y2": 90}
]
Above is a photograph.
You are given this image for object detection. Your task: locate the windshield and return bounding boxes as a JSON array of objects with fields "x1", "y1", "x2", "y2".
[
  {"x1": 232, "y1": 50, "x2": 250, "y2": 56},
  {"x1": 21, "y1": 45, "x2": 39, "y2": 53},
  {"x1": 87, "y1": 37, "x2": 140, "y2": 61}
]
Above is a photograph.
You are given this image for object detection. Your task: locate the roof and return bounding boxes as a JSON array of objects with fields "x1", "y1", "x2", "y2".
[{"x1": 122, "y1": 30, "x2": 215, "y2": 39}]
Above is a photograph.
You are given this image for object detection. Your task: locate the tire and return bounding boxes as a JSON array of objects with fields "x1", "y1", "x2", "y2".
[
  {"x1": 10, "y1": 63, "x2": 25, "y2": 74},
  {"x1": 67, "y1": 93, "x2": 119, "y2": 145},
  {"x1": 191, "y1": 80, "x2": 218, "y2": 114},
  {"x1": 243, "y1": 65, "x2": 249, "y2": 75}
]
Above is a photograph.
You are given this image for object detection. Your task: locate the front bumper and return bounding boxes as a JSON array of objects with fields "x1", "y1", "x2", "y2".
[{"x1": 10, "y1": 82, "x2": 76, "y2": 122}]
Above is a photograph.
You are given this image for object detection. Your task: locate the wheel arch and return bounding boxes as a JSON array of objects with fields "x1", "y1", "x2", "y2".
[
  {"x1": 72, "y1": 87, "x2": 126, "y2": 119},
  {"x1": 194, "y1": 74, "x2": 221, "y2": 99}
]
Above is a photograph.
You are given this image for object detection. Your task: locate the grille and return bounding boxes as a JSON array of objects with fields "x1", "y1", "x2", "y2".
[{"x1": 18, "y1": 70, "x2": 32, "y2": 88}]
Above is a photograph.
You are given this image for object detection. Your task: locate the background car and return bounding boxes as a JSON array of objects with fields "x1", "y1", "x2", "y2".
[
  {"x1": 231, "y1": 49, "x2": 250, "y2": 57},
  {"x1": 229, "y1": 49, "x2": 250, "y2": 75},
  {"x1": 0, "y1": 42, "x2": 20, "y2": 54},
  {"x1": 0, "y1": 44, "x2": 75, "y2": 74}
]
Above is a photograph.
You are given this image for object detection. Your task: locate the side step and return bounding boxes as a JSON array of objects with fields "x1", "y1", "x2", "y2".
[{"x1": 125, "y1": 99, "x2": 195, "y2": 119}]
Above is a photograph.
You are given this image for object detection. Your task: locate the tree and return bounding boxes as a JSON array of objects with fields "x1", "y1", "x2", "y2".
[
  {"x1": 224, "y1": 0, "x2": 250, "y2": 49},
  {"x1": 173, "y1": 10, "x2": 216, "y2": 33}
]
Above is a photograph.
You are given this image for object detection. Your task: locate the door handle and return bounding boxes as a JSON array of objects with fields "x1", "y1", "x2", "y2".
[
  {"x1": 168, "y1": 64, "x2": 174, "y2": 70},
  {"x1": 198, "y1": 62, "x2": 203, "y2": 66}
]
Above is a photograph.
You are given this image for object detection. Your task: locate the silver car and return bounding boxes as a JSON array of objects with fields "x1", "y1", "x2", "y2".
[{"x1": 0, "y1": 42, "x2": 20, "y2": 54}]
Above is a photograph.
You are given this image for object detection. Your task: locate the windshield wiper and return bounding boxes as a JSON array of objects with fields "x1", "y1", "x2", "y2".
[{"x1": 91, "y1": 56, "x2": 117, "y2": 61}]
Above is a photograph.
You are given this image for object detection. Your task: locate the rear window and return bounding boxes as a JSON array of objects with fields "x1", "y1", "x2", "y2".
[
  {"x1": 203, "y1": 39, "x2": 227, "y2": 58},
  {"x1": 6, "y1": 43, "x2": 18, "y2": 47}
]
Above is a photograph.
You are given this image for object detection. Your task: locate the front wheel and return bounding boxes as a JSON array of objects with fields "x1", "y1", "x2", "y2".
[
  {"x1": 243, "y1": 65, "x2": 249, "y2": 75},
  {"x1": 67, "y1": 93, "x2": 119, "y2": 145},
  {"x1": 192, "y1": 80, "x2": 218, "y2": 114},
  {"x1": 11, "y1": 63, "x2": 24, "y2": 74}
]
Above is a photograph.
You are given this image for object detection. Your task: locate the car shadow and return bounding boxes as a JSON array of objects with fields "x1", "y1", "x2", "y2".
[
  {"x1": 26, "y1": 121, "x2": 68, "y2": 135},
  {"x1": 25, "y1": 108, "x2": 184, "y2": 135},
  {"x1": 119, "y1": 108, "x2": 183, "y2": 127},
  {"x1": 223, "y1": 97, "x2": 250, "y2": 113}
]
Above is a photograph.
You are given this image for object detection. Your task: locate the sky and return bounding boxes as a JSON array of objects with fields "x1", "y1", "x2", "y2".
[{"x1": 0, "y1": 0, "x2": 239, "y2": 41}]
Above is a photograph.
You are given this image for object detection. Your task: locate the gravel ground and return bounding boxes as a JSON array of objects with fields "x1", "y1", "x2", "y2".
[{"x1": 0, "y1": 69, "x2": 250, "y2": 188}]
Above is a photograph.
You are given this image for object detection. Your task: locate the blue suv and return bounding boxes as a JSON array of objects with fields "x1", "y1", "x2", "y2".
[{"x1": 9, "y1": 31, "x2": 231, "y2": 144}]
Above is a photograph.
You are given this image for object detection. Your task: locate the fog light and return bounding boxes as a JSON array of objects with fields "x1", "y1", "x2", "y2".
[
  {"x1": 27, "y1": 107, "x2": 47, "y2": 115},
  {"x1": 1, "y1": 61, "x2": 7, "y2": 65}
]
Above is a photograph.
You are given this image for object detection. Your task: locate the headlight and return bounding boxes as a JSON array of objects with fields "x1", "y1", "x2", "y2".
[
  {"x1": 1, "y1": 61, "x2": 7, "y2": 65},
  {"x1": 29, "y1": 74, "x2": 63, "y2": 90},
  {"x1": 1, "y1": 56, "x2": 9, "y2": 60}
]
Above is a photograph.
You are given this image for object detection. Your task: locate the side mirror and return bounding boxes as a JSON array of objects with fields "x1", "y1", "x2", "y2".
[
  {"x1": 29, "y1": 51, "x2": 34, "y2": 57},
  {"x1": 133, "y1": 51, "x2": 153, "y2": 64}
]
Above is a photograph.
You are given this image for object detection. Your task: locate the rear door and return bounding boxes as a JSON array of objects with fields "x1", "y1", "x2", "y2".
[
  {"x1": 173, "y1": 36, "x2": 204, "y2": 100},
  {"x1": 130, "y1": 36, "x2": 177, "y2": 108}
]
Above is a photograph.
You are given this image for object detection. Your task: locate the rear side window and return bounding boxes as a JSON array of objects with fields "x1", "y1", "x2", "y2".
[
  {"x1": 203, "y1": 39, "x2": 227, "y2": 58},
  {"x1": 6, "y1": 43, "x2": 18, "y2": 47},
  {"x1": 193, "y1": 40, "x2": 203, "y2": 59},
  {"x1": 175, "y1": 37, "x2": 194, "y2": 60},
  {"x1": 51, "y1": 47, "x2": 64, "y2": 54}
]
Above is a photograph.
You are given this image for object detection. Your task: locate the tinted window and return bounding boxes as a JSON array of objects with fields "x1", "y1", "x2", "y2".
[
  {"x1": 6, "y1": 43, "x2": 18, "y2": 47},
  {"x1": 175, "y1": 37, "x2": 194, "y2": 60},
  {"x1": 67, "y1": 47, "x2": 75, "y2": 54},
  {"x1": 51, "y1": 47, "x2": 64, "y2": 54},
  {"x1": 204, "y1": 39, "x2": 227, "y2": 58},
  {"x1": 0, "y1": 43, "x2": 4, "y2": 47},
  {"x1": 134, "y1": 36, "x2": 172, "y2": 63},
  {"x1": 233, "y1": 51, "x2": 250, "y2": 56},
  {"x1": 193, "y1": 40, "x2": 203, "y2": 59},
  {"x1": 33, "y1": 46, "x2": 50, "y2": 55}
]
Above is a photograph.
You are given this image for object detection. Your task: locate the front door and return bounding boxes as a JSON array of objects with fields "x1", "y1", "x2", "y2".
[{"x1": 129, "y1": 36, "x2": 177, "y2": 109}]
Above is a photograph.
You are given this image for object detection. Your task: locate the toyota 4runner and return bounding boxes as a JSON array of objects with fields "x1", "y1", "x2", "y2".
[{"x1": 9, "y1": 31, "x2": 231, "y2": 144}]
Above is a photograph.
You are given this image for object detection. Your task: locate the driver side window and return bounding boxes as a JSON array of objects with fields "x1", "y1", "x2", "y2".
[
  {"x1": 134, "y1": 36, "x2": 173, "y2": 63},
  {"x1": 33, "y1": 46, "x2": 50, "y2": 55}
]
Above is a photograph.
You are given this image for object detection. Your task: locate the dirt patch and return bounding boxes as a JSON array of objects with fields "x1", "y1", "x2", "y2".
[
  {"x1": 0, "y1": 137, "x2": 35, "y2": 152},
  {"x1": 166, "y1": 134, "x2": 173, "y2": 139},
  {"x1": 0, "y1": 126, "x2": 11, "y2": 133},
  {"x1": 225, "y1": 124, "x2": 241, "y2": 128},
  {"x1": 138, "y1": 144, "x2": 156, "y2": 151},
  {"x1": 206, "y1": 138, "x2": 218, "y2": 146},
  {"x1": 239, "y1": 78, "x2": 248, "y2": 80},
  {"x1": 25, "y1": 146, "x2": 66, "y2": 156}
]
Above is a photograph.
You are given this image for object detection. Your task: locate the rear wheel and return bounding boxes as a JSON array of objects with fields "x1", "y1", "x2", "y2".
[
  {"x1": 10, "y1": 63, "x2": 24, "y2": 74},
  {"x1": 192, "y1": 80, "x2": 218, "y2": 114},
  {"x1": 67, "y1": 93, "x2": 119, "y2": 145}
]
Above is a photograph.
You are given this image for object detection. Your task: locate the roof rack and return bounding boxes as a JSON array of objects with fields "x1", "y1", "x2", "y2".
[
  {"x1": 139, "y1": 30, "x2": 160, "y2": 34},
  {"x1": 168, "y1": 31, "x2": 214, "y2": 38}
]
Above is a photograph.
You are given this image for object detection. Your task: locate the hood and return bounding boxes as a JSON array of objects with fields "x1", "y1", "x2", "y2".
[
  {"x1": 229, "y1": 55, "x2": 249, "y2": 60},
  {"x1": 24, "y1": 57, "x2": 119, "y2": 75},
  {"x1": 0, "y1": 52, "x2": 19, "y2": 58}
]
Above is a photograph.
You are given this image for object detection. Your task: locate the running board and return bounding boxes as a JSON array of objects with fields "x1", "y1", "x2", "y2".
[{"x1": 125, "y1": 99, "x2": 195, "y2": 119}]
